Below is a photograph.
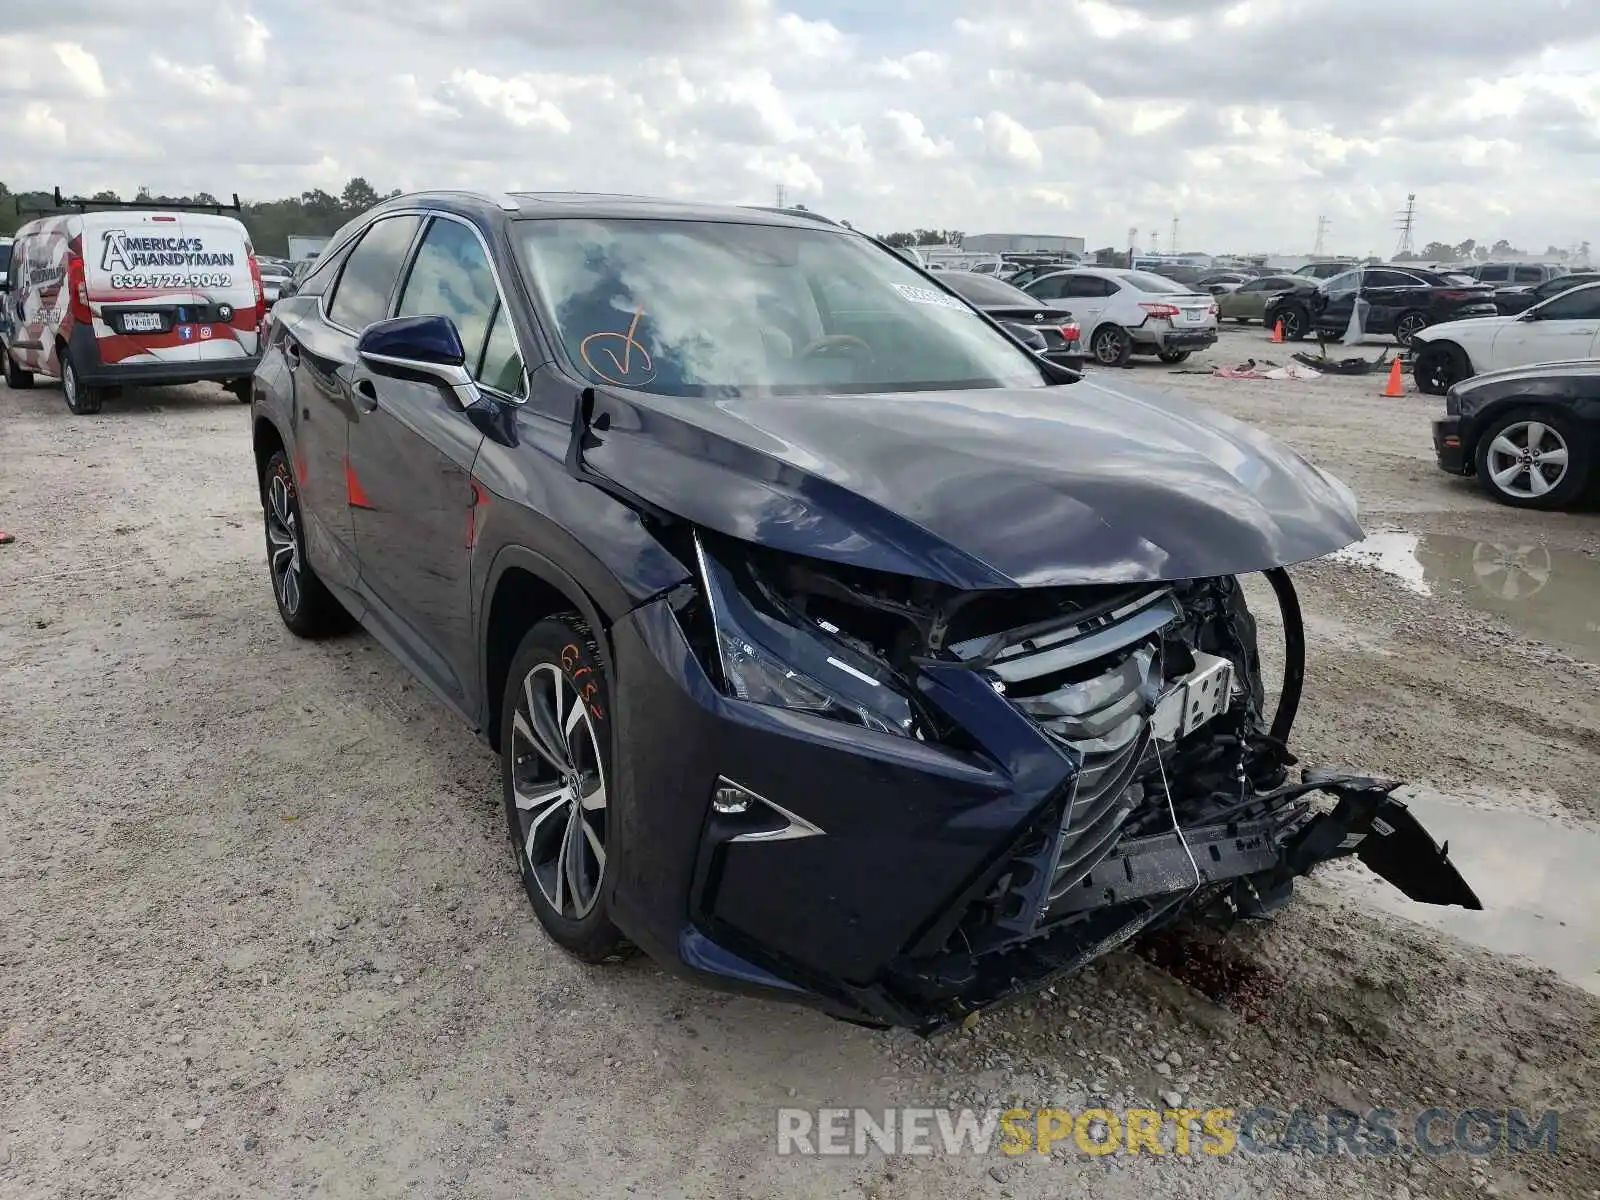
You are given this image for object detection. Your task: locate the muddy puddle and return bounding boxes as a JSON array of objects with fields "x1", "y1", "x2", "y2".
[
  {"x1": 1330, "y1": 530, "x2": 1600, "y2": 663},
  {"x1": 1333, "y1": 788, "x2": 1600, "y2": 996}
]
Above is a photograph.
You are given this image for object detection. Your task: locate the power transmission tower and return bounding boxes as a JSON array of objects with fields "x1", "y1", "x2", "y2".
[
  {"x1": 1394, "y1": 194, "x2": 1417, "y2": 258},
  {"x1": 1170, "y1": 215, "x2": 1179, "y2": 254},
  {"x1": 775, "y1": 183, "x2": 786, "y2": 208},
  {"x1": 1150, "y1": 229, "x2": 1160, "y2": 253},
  {"x1": 1314, "y1": 215, "x2": 1329, "y2": 256}
]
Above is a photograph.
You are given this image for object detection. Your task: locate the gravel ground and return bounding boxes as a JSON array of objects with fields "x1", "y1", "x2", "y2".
[{"x1": 2, "y1": 326, "x2": 1598, "y2": 1199}]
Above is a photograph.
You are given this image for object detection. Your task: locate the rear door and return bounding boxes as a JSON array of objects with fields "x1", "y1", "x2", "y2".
[
  {"x1": 285, "y1": 213, "x2": 424, "y2": 592},
  {"x1": 1060, "y1": 274, "x2": 1114, "y2": 326},
  {"x1": 84, "y1": 212, "x2": 254, "y2": 368}
]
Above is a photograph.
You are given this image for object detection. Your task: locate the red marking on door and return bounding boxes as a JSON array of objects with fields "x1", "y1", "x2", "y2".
[
  {"x1": 466, "y1": 478, "x2": 489, "y2": 549},
  {"x1": 293, "y1": 447, "x2": 309, "y2": 486},
  {"x1": 345, "y1": 456, "x2": 374, "y2": 509}
]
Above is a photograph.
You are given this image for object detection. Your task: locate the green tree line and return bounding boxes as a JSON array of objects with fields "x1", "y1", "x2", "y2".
[{"x1": 0, "y1": 177, "x2": 400, "y2": 257}]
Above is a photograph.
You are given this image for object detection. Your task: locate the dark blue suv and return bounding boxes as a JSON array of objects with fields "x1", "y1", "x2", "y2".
[{"x1": 249, "y1": 191, "x2": 1475, "y2": 1030}]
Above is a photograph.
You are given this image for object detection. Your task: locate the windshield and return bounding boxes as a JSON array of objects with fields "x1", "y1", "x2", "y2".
[
  {"x1": 941, "y1": 272, "x2": 1039, "y2": 306},
  {"x1": 517, "y1": 218, "x2": 1046, "y2": 396},
  {"x1": 1122, "y1": 272, "x2": 1190, "y2": 294}
]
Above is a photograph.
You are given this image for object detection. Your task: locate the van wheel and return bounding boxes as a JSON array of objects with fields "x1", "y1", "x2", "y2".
[
  {"x1": 61, "y1": 354, "x2": 104, "y2": 416},
  {"x1": 3, "y1": 343, "x2": 34, "y2": 389}
]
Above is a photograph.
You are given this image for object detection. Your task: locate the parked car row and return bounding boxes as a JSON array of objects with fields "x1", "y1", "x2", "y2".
[{"x1": 1263, "y1": 267, "x2": 1498, "y2": 345}]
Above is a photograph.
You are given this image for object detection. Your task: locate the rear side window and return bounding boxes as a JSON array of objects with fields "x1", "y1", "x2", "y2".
[
  {"x1": 1475, "y1": 266, "x2": 1509, "y2": 282},
  {"x1": 327, "y1": 215, "x2": 423, "y2": 331},
  {"x1": 396, "y1": 217, "x2": 501, "y2": 373},
  {"x1": 1513, "y1": 266, "x2": 1545, "y2": 283}
]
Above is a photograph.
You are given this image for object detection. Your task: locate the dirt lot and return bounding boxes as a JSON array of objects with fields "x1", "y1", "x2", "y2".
[{"x1": 2, "y1": 327, "x2": 1598, "y2": 1199}]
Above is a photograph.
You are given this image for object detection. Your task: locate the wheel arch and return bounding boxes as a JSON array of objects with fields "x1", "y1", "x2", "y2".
[
  {"x1": 480, "y1": 545, "x2": 617, "y2": 754},
  {"x1": 252, "y1": 414, "x2": 288, "y2": 496}
]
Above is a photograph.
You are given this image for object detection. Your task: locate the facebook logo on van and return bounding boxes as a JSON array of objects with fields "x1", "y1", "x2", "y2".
[{"x1": 178, "y1": 325, "x2": 193, "y2": 341}]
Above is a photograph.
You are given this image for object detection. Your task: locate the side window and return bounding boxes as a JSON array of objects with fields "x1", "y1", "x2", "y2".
[
  {"x1": 1324, "y1": 271, "x2": 1360, "y2": 295},
  {"x1": 1476, "y1": 266, "x2": 1509, "y2": 283},
  {"x1": 477, "y1": 306, "x2": 526, "y2": 396},
  {"x1": 1364, "y1": 270, "x2": 1409, "y2": 288},
  {"x1": 1062, "y1": 275, "x2": 1107, "y2": 298},
  {"x1": 326, "y1": 215, "x2": 423, "y2": 331},
  {"x1": 395, "y1": 217, "x2": 502, "y2": 375},
  {"x1": 1029, "y1": 274, "x2": 1068, "y2": 300},
  {"x1": 1533, "y1": 286, "x2": 1600, "y2": 320},
  {"x1": 1514, "y1": 266, "x2": 1545, "y2": 283}
]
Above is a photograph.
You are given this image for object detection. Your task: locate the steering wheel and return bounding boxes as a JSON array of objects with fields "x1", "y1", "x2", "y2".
[{"x1": 795, "y1": 333, "x2": 874, "y2": 362}]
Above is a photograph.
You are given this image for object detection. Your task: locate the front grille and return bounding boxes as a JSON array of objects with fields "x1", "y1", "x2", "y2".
[{"x1": 953, "y1": 589, "x2": 1180, "y2": 943}]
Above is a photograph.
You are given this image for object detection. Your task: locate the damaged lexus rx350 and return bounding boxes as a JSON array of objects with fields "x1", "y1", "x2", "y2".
[{"x1": 250, "y1": 192, "x2": 1479, "y2": 1030}]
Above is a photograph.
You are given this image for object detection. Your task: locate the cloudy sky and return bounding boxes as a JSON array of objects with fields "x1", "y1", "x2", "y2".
[{"x1": 4, "y1": 0, "x2": 1597, "y2": 255}]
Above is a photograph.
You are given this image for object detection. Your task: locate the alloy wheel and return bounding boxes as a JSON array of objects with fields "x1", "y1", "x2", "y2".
[
  {"x1": 1279, "y1": 308, "x2": 1304, "y2": 339},
  {"x1": 1396, "y1": 313, "x2": 1429, "y2": 345},
  {"x1": 1484, "y1": 420, "x2": 1569, "y2": 501},
  {"x1": 63, "y1": 360, "x2": 78, "y2": 407},
  {"x1": 510, "y1": 662, "x2": 608, "y2": 919},
  {"x1": 1092, "y1": 328, "x2": 1123, "y2": 364},
  {"x1": 266, "y1": 473, "x2": 303, "y2": 615},
  {"x1": 1417, "y1": 348, "x2": 1457, "y2": 393}
]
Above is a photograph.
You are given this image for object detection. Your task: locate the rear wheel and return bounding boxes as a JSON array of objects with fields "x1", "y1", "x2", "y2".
[
  {"x1": 61, "y1": 352, "x2": 105, "y2": 415},
  {"x1": 262, "y1": 450, "x2": 352, "y2": 636},
  {"x1": 3, "y1": 342, "x2": 34, "y2": 389},
  {"x1": 501, "y1": 615, "x2": 627, "y2": 963},
  {"x1": 1413, "y1": 342, "x2": 1469, "y2": 395},
  {"x1": 1394, "y1": 310, "x2": 1430, "y2": 346},
  {"x1": 226, "y1": 378, "x2": 252, "y2": 403},
  {"x1": 1089, "y1": 324, "x2": 1132, "y2": 367},
  {"x1": 1473, "y1": 408, "x2": 1591, "y2": 510},
  {"x1": 1157, "y1": 348, "x2": 1191, "y2": 363}
]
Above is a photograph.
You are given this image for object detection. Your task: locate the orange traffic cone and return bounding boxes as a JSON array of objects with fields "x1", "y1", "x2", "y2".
[
  {"x1": 1382, "y1": 357, "x2": 1405, "y2": 397},
  {"x1": 1270, "y1": 318, "x2": 1284, "y2": 344}
]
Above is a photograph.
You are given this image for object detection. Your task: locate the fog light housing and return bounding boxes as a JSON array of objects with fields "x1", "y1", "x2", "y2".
[{"x1": 712, "y1": 781, "x2": 754, "y2": 815}]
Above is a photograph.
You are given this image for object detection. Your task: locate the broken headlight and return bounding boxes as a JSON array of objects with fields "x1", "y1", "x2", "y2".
[{"x1": 691, "y1": 531, "x2": 920, "y2": 737}]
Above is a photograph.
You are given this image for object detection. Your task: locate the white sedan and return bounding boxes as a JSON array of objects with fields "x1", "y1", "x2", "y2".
[
  {"x1": 1411, "y1": 280, "x2": 1600, "y2": 394},
  {"x1": 1021, "y1": 267, "x2": 1218, "y2": 366}
]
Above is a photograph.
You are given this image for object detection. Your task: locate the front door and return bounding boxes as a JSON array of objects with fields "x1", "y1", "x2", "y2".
[
  {"x1": 1495, "y1": 285, "x2": 1600, "y2": 371},
  {"x1": 346, "y1": 214, "x2": 525, "y2": 711}
]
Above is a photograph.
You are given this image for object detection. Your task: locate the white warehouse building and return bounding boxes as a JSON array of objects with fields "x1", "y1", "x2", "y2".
[{"x1": 962, "y1": 233, "x2": 1086, "y2": 255}]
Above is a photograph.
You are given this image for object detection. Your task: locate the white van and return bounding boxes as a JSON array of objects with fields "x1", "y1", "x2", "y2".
[{"x1": 1, "y1": 203, "x2": 264, "y2": 414}]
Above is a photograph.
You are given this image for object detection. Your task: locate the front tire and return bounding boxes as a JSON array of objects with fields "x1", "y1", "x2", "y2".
[
  {"x1": 1277, "y1": 304, "x2": 1309, "y2": 341},
  {"x1": 501, "y1": 615, "x2": 627, "y2": 963},
  {"x1": 1090, "y1": 324, "x2": 1132, "y2": 367},
  {"x1": 1413, "y1": 342, "x2": 1469, "y2": 395},
  {"x1": 1473, "y1": 408, "x2": 1591, "y2": 510},
  {"x1": 261, "y1": 450, "x2": 351, "y2": 636}
]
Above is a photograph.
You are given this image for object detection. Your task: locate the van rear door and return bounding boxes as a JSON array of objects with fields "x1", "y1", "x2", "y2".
[{"x1": 84, "y1": 212, "x2": 258, "y2": 368}]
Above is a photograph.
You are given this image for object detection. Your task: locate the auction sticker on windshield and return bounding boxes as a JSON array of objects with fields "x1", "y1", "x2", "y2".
[{"x1": 892, "y1": 283, "x2": 977, "y2": 314}]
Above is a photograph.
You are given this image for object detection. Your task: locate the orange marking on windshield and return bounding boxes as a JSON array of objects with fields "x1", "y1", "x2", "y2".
[{"x1": 579, "y1": 306, "x2": 655, "y2": 387}]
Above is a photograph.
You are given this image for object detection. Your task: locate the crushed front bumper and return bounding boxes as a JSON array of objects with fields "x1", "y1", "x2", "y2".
[
  {"x1": 605, "y1": 595, "x2": 1478, "y2": 1031},
  {"x1": 1433, "y1": 415, "x2": 1469, "y2": 474}
]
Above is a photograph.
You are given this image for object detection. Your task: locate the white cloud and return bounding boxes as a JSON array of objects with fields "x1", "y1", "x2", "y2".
[
  {"x1": 976, "y1": 111, "x2": 1043, "y2": 168},
  {"x1": 2, "y1": 0, "x2": 1597, "y2": 256},
  {"x1": 51, "y1": 41, "x2": 105, "y2": 97}
]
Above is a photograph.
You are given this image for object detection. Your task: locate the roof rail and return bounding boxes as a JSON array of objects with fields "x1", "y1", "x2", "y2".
[
  {"x1": 22, "y1": 187, "x2": 244, "y2": 216},
  {"x1": 742, "y1": 205, "x2": 843, "y2": 228}
]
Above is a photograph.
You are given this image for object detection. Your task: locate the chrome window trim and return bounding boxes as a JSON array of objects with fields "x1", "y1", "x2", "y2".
[{"x1": 318, "y1": 207, "x2": 530, "y2": 403}]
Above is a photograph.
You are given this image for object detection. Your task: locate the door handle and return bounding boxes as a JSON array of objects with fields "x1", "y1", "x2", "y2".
[{"x1": 354, "y1": 378, "x2": 379, "y2": 413}]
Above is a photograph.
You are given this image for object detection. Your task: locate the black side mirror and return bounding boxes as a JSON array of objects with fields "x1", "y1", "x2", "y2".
[{"x1": 357, "y1": 314, "x2": 479, "y2": 407}]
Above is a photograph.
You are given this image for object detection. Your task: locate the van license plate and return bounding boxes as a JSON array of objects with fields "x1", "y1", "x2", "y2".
[{"x1": 122, "y1": 313, "x2": 163, "y2": 333}]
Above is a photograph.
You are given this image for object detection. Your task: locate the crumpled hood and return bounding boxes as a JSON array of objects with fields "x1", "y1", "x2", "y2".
[{"x1": 580, "y1": 376, "x2": 1363, "y2": 589}]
